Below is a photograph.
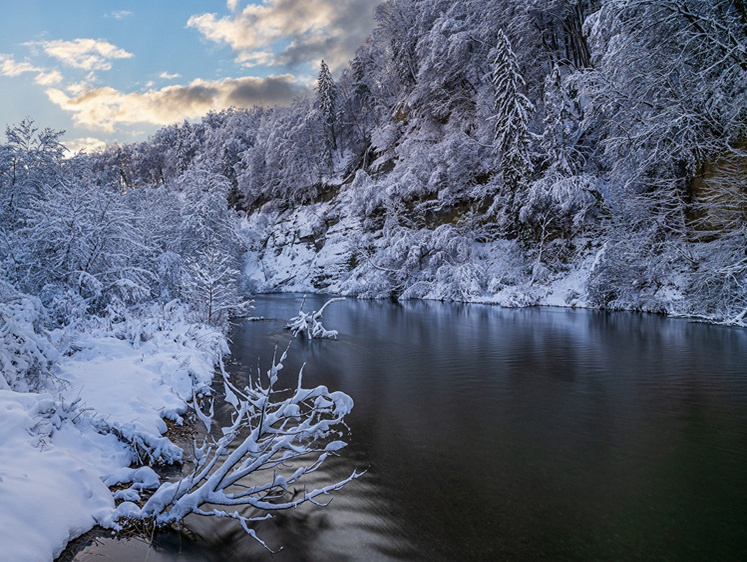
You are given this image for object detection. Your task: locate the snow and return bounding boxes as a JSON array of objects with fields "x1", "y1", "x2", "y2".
[
  {"x1": 0, "y1": 317, "x2": 225, "y2": 561},
  {"x1": 240, "y1": 196, "x2": 603, "y2": 312},
  {"x1": 0, "y1": 390, "x2": 118, "y2": 561}
]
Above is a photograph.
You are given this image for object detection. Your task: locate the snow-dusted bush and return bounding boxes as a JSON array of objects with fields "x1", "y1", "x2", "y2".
[
  {"x1": 181, "y1": 245, "x2": 253, "y2": 326},
  {"x1": 686, "y1": 233, "x2": 747, "y2": 322},
  {"x1": 0, "y1": 281, "x2": 58, "y2": 391}
]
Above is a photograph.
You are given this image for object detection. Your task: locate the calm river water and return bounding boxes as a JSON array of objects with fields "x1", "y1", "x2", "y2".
[{"x1": 73, "y1": 294, "x2": 747, "y2": 561}]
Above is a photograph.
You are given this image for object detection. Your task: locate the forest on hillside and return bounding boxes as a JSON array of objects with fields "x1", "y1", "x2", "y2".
[{"x1": 3, "y1": 0, "x2": 747, "y2": 389}]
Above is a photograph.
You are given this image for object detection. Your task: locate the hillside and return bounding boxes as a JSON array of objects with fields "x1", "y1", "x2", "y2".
[{"x1": 99, "y1": 0, "x2": 744, "y2": 322}]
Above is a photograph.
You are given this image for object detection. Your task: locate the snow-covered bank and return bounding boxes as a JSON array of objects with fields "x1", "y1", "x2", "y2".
[
  {"x1": 240, "y1": 198, "x2": 740, "y2": 323},
  {"x1": 0, "y1": 306, "x2": 226, "y2": 561}
]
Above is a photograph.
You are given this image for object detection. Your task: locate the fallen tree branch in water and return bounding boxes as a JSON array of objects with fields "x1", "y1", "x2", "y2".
[
  {"x1": 286, "y1": 296, "x2": 345, "y2": 339},
  {"x1": 112, "y1": 346, "x2": 361, "y2": 552}
]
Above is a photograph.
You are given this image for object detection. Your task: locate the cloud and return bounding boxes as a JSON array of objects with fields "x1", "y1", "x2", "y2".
[
  {"x1": 0, "y1": 53, "x2": 41, "y2": 77},
  {"x1": 63, "y1": 136, "x2": 109, "y2": 154},
  {"x1": 46, "y1": 75, "x2": 308, "y2": 132},
  {"x1": 34, "y1": 70, "x2": 63, "y2": 86},
  {"x1": 159, "y1": 71, "x2": 182, "y2": 80},
  {"x1": 0, "y1": 53, "x2": 62, "y2": 85},
  {"x1": 28, "y1": 38, "x2": 133, "y2": 71},
  {"x1": 107, "y1": 10, "x2": 133, "y2": 19},
  {"x1": 188, "y1": 0, "x2": 382, "y2": 70}
]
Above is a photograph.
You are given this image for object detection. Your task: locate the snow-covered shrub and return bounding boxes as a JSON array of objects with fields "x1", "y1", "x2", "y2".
[
  {"x1": 686, "y1": 233, "x2": 747, "y2": 321},
  {"x1": 586, "y1": 229, "x2": 687, "y2": 314},
  {"x1": 519, "y1": 173, "x2": 600, "y2": 280},
  {"x1": 38, "y1": 283, "x2": 89, "y2": 328},
  {"x1": 519, "y1": 174, "x2": 599, "y2": 241},
  {"x1": 0, "y1": 281, "x2": 58, "y2": 391},
  {"x1": 181, "y1": 245, "x2": 253, "y2": 326}
]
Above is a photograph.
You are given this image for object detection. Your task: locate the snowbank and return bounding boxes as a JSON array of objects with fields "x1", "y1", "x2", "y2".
[{"x1": 0, "y1": 317, "x2": 225, "y2": 561}]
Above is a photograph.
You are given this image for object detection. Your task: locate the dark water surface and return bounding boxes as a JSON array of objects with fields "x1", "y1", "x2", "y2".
[{"x1": 74, "y1": 295, "x2": 747, "y2": 560}]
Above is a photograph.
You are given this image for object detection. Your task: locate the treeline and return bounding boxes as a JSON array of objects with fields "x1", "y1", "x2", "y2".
[{"x1": 0, "y1": 117, "x2": 249, "y2": 389}]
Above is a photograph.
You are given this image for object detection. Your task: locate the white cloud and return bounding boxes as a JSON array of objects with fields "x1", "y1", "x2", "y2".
[
  {"x1": 107, "y1": 10, "x2": 133, "y2": 20},
  {"x1": 226, "y1": 0, "x2": 240, "y2": 12},
  {"x1": 28, "y1": 38, "x2": 133, "y2": 71},
  {"x1": 46, "y1": 75, "x2": 308, "y2": 132},
  {"x1": 34, "y1": 70, "x2": 63, "y2": 86},
  {"x1": 188, "y1": 0, "x2": 382, "y2": 70},
  {"x1": 0, "y1": 54, "x2": 61, "y2": 86},
  {"x1": 0, "y1": 53, "x2": 41, "y2": 77},
  {"x1": 159, "y1": 71, "x2": 182, "y2": 80}
]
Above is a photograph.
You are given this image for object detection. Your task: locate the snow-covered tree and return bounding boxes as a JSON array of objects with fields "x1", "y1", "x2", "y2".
[
  {"x1": 540, "y1": 65, "x2": 584, "y2": 176},
  {"x1": 491, "y1": 28, "x2": 534, "y2": 191},
  {"x1": 182, "y1": 244, "x2": 252, "y2": 326},
  {"x1": 519, "y1": 174, "x2": 599, "y2": 279},
  {"x1": 317, "y1": 60, "x2": 338, "y2": 154},
  {"x1": 16, "y1": 159, "x2": 151, "y2": 312}
]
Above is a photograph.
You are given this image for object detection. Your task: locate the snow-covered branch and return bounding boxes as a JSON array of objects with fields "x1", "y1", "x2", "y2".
[
  {"x1": 112, "y1": 347, "x2": 361, "y2": 552},
  {"x1": 286, "y1": 296, "x2": 345, "y2": 340}
]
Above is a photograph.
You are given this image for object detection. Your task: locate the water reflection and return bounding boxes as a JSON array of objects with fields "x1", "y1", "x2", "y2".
[{"x1": 75, "y1": 295, "x2": 747, "y2": 560}]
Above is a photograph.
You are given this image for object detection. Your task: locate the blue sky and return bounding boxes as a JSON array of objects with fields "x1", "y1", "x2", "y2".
[{"x1": 0, "y1": 1, "x2": 381, "y2": 152}]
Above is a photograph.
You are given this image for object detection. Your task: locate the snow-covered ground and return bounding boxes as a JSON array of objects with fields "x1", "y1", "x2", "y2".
[{"x1": 0, "y1": 312, "x2": 225, "y2": 561}]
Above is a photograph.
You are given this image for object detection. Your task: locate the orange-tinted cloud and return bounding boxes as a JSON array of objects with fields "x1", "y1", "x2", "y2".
[{"x1": 47, "y1": 74, "x2": 307, "y2": 132}]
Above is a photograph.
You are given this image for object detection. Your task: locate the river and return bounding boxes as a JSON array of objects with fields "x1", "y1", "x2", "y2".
[{"x1": 72, "y1": 294, "x2": 747, "y2": 560}]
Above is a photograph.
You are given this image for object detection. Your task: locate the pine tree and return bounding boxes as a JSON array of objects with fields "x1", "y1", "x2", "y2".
[
  {"x1": 490, "y1": 29, "x2": 534, "y2": 193},
  {"x1": 316, "y1": 60, "x2": 338, "y2": 154}
]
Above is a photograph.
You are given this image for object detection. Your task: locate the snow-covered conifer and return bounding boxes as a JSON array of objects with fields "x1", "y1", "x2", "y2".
[
  {"x1": 490, "y1": 29, "x2": 534, "y2": 193},
  {"x1": 541, "y1": 65, "x2": 582, "y2": 176},
  {"x1": 317, "y1": 60, "x2": 338, "y2": 153}
]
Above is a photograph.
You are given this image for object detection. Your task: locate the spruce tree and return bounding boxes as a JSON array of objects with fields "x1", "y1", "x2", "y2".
[
  {"x1": 316, "y1": 60, "x2": 338, "y2": 154},
  {"x1": 490, "y1": 29, "x2": 534, "y2": 193}
]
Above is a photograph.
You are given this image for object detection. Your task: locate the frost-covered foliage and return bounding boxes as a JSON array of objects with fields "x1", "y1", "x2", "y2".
[
  {"x1": 213, "y1": 0, "x2": 746, "y2": 321},
  {"x1": 0, "y1": 280, "x2": 57, "y2": 391},
  {"x1": 3, "y1": 1, "x2": 747, "y2": 556},
  {"x1": 0, "y1": 116, "x2": 255, "y2": 556},
  {"x1": 317, "y1": 59, "x2": 338, "y2": 157},
  {"x1": 3, "y1": 0, "x2": 746, "y2": 331},
  {"x1": 490, "y1": 29, "x2": 534, "y2": 192},
  {"x1": 0, "y1": 299, "x2": 230, "y2": 561},
  {"x1": 114, "y1": 347, "x2": 360, "y2": 551},
  {"x1": 0, "y1": 119, "x2": 251, "y2": 332}
]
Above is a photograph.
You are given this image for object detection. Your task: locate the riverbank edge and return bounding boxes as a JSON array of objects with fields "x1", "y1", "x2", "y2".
[
  {"x1": 246, "y1": 287, "x2": 747, "y2": 330},
  {"x1": 0, "y1": 305, "x2": 230, "y2": 562},
  {"x1": 55, "y1": 414, "x2": 205, "y2": 561}
]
